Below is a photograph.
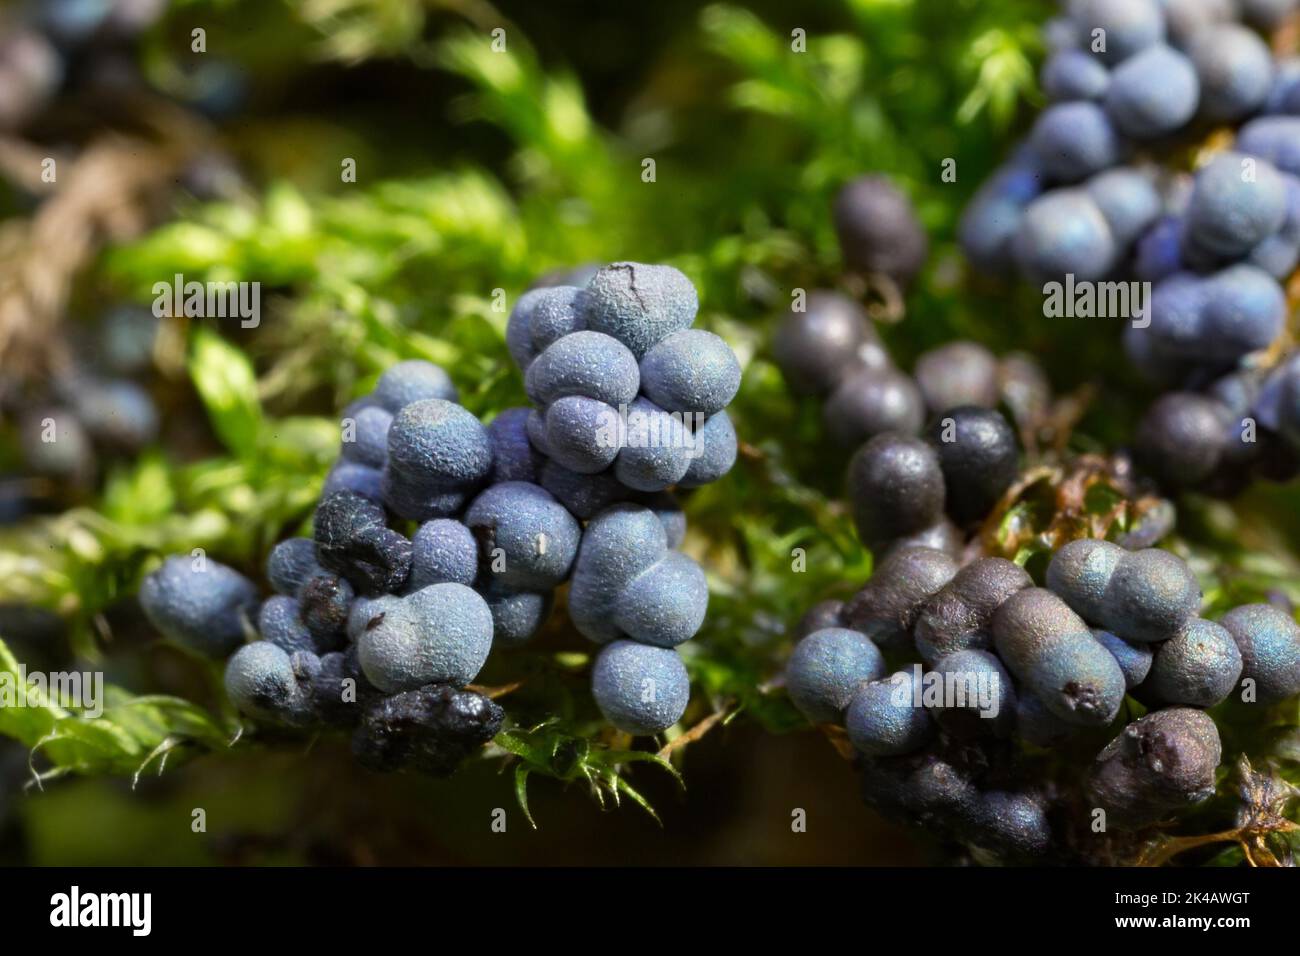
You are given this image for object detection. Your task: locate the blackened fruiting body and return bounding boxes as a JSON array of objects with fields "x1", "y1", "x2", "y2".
[
  {"x1": 314, "y1": 491, "x2": 413, "y2": 595},
  {"x1": 139, "y1": 555, "x2": 257, "y2": 657},
  {"x1": 913, "y1": 342, "x2": 999, "y2": 415},
  {"x1": 794, "y1": 599, "x2": 845, "y2": 641},
  {"x1": 772, "y1": 292, "x2": 885, "y2": 396},
  {"x1": 1134, "y1": 393, "x2": 1231, "y2": 487},
  {"x1": 843, "y1": 546, "x2": 958, "y2": 651},
  {"x1": 1086, "y1": 707, "x2": 1222, "y2": 830},
  {"x1": 848, "y1": 434, "x2": 945, "y2": 548},
  {"x1": 913, "y1": 557, "x2": 1032, "y2": 664},
  {"x1": 352, "y1": 683, "x2": 504, "y2": 776},
  {"x1": 925, "y1": 406, "x2": 1019, "y2": 527},
  {"x1": 832, "y1": 176, "x2": 928, "y2": 284},
  {"x1": 824, "y1": 366, "x2": 925, "y2": 447}
]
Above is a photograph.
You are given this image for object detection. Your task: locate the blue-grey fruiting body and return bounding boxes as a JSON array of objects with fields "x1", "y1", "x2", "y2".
[
  {"x1": 140, "y1": 554, "x2": 258, "y2": 657},
  {"x1": 526, "y1": 286, "x2": 585, "y2": 354},
  {"x1": 929, "y1": 649, "x2": 1017, "y2": 738},
  {"x1": 785, "y1": 627, "x2": 886, "y2": 725},
  {"x1": 1219, "y1": 603, "x2": 1300, "y2": 703},
  {"x1": 524, "y1": 330, "x2": 641, "y2": 408},
  {"x1": 257, "y1": 595, "x2": 316, "y2": 653},
  {"x1": 1092, "y1": 629, "x2": 1153, "y2": 689},
  {"x1": 639, "y1": 329, "x2": 741, "y2": 416},
  {"x1": 1084, "y1": 168, "x2": 1162, "y2": 249},
  {"x1": 914, "y1": 557, "x2": 1033, "y2": 664},
  {"x1": 1189, "y1": 25, "x2": 1273, "y2": 121},
  {"x1": 613, "y1": 551, "x2": 709, "y2": 648},
  {"x1": 1046, "y1": 537, "x2": 1126, "y2": 624},
  {"x1": 346, "y1": 594, "x2": 401, "y2": 643},
  {"x1": 1069, "y1": 0, "x2": 1164, "y2": 65},
  {"x1": 1087, "y1": 706, "x2": 1222, "y2": 829},
  {"x1": 373, "y1": 360, "x2": 458, "y2": 412},
  {"x1": 613, "y1": 397, "x2": 693, "y2": 491},
  {"x1": 543, "y1": 395, "x2": 621, "y2": 474},
  {"x1": 224, "y1": 641, "x2": 315, "y2": 725},
  {"x1": 488, "y1": 407, "x2": 543, "y2": 484},
  {"x1": 1101, "y1": 547, "x2": 1201, "y2": 643},
  {"x1": 267, "y1": 537, "x2": 323, "y2": 596},
  {"x1": 1187, "y1": 152, "x2": 1287, "y2": 258},
  {"x1": 845, "y1": 670, "x2": 934, "y2": 757},
  {"x1": 465, "y1": 481, "x2": 580, "y2": 591},
  {"x1": 1147, "y1": 618, "x2": 1242, "y2": 707},
  {"x1": 380, "y1": 472, "x2": 468, "y2": 522},
  {"x1": 323, "y1": 461, "x2": 384, "y2": 501},
  {"x1": 639, "y1": 491, "x2": 686, "y2": 548},
  {"x1": 340, "y1": 404, "x2": 392, "y2": 469},
  {"x1": 356, "y1": 582, "x2": 493, "y2": 692},
  {"x1": 823, "y1": 366, "x2": 925, "y2": 447},
  {"x1": 506, "y1": 286, "x2": 585, "y2": 370},
  {"x1": 580, "y1": 262, "x2": 699, "y2": 359},
  {"x1": 679, "y1": 410, "x2": 737, "y2": 488},
  {"x1": 1042, "y1": 48, "x2": 1109, "y2": 102},
  {"x1": 385, "y1": 398, "x2": 493, "y2": 495},
  {"x1": 1029, "y1": 101, "x2": 1122, "y2": 183},
  {"x1": 539, "y1": 461, "x2": 631, "y2": 520},
  {"x1": 1013, "y1": 189, "x2": 1117, "y2": 281},
  {"x1": 1104, "y1": 44, "x2": 1199, "y2": 138},
  {"x1": 958, "y1": 159, "x2": 1044, "y2": 274},
  {"x1": 568, "y1": 504, "x2": 667, "y2": 642},
  {"x1": 409, "y1": 518, "x2": 479, "y2": 591},
  {"x1": 843, "y1": 546, "x2": 959, "y2": 652},
  {"x1": 1238, "y1": 115, "x2": 1300, "y2": 178},
  {"x1": 590, "y1": 639, "x2": 690, "y2": 735},
  {"x1": 525, "y1": 407, "x2": 550, "y2": 457},
  {"x1": 992, "y1": 587, "x2": 1126, "y2": 726},
  {"x1": 482, "y1": 584, "x2": 552, "y2": 649}
]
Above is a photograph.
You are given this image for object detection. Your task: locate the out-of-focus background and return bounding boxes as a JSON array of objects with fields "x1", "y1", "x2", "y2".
[{"x1": 0, "y1": 0, "x2": 1297, "y2": 865}]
